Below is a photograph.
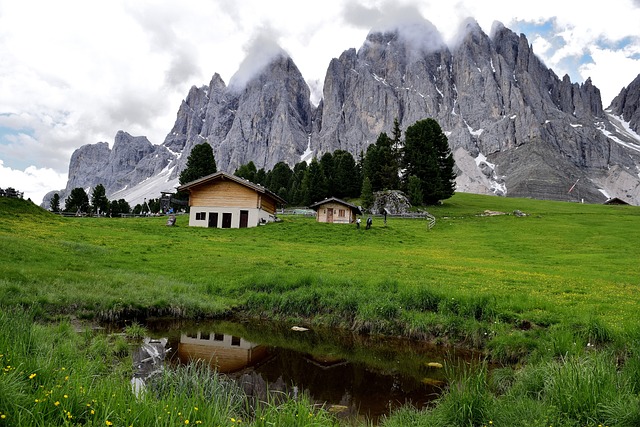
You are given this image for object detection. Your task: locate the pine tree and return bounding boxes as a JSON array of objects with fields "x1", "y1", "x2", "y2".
[
  {"x1": 364, "y1": 132, "x2": 399, "y2": 191},
  {"x1": 267, "y1": 162, "x2": 293, "y2": 200},
  {"x1": 288, "y1": 162, "x2": 308, "y2": 206},
  {"x1": 403, "y1": 118, "x2": 456, "y2": 204},
  {"x1": 234, "y1": 161, "x2": 257, "y2": 182},
  {"x1": 49, "y1": 193, "x2": 60, "y2": 213},
  {"x1": 392, "y1": 117, "x2": 402, "y2": 169},
  {"x1": 91, "y1": 184, "x2": 109, "y2": 215},
  {"x1": 407, "y1": 175, "x2": 423, "y2": 206},
  {"x1": 179, "y1": 143, "x2": 217, "y2": 185},
  {"x1": 64, "y1": 188, "x2": 90, "y2": 213},
  {"x1": 332, "y1": 150, "x2": 360, "y2": 198},
  {"x1": 361, "y1": 176, "x2": 373, "y2": 209},
  {"x1": 303, "y1": 158, "x2": 327, "y2": 206}
]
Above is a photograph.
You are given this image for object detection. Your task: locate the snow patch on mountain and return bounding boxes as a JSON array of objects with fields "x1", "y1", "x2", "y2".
[{"x1": 110, "y1": 165, "x2": 179, "y2": 207}]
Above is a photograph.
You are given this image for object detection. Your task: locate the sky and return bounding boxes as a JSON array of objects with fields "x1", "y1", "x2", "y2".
[{"x1": 1, "y1": 0, "x2": 639, "y2": 204}]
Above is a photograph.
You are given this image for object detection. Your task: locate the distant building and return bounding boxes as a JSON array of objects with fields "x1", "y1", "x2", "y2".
[
  {"x1": 309, "y1": 197, "x2": 362, "y2": 224},
  {"x1": 176, "y1": 171, "x2": 286, "y2": 228},
  {"x1": 604, "y1": 197, "x2": 631, "y2": 205}
]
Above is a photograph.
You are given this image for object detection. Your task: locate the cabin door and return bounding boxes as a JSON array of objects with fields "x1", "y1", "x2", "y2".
[
  {"x1": 208, "y1": 212, "x2": 218, "y2": 228},
  {"x1": 239, "y1": 210, "x2": 249, "y2": 228},
  {"x1": 222, "y1": 213, "x2": 232, "y2": 228},
  {"x1": 327, "y1": 208, "x2": 334, "y2": 223}
]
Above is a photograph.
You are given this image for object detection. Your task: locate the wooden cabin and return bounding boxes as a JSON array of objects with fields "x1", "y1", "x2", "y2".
[
  {"x1": 309, "y1": 197, "x2": 362, "y2": 224},
  {"x1": 604, "y1": 197, "x2": 631, "y2": 205},
  {"x1": 177, "y1": 171, "x2": 286, "y2": 228}
]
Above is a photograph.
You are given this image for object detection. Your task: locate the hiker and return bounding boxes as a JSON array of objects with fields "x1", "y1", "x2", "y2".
[{"x1": 366, "y1": 217, "x2": 372, "y2": 230}]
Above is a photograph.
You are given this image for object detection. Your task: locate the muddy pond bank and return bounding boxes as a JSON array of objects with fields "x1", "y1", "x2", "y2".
[{"x1": 132, "y1": 317, "x2": 486, "y2": 423}]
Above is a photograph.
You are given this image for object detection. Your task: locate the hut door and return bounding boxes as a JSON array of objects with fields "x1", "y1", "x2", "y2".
[
  {"x1": 327, "y1": 208, "x2": 334, "y2": 223},
  {"x1": 222, "y1": 213, "x2": 232, "y2": 228},
  {"x1": 239, "y1": 210, "x2": 249, "y2": 228},
  {"x1": 208, "y1": 212, "x2": 218, "y2": 228}
]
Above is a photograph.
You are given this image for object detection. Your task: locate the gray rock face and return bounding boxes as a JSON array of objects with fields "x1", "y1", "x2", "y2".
[
  {"x1": 165, "y1": 55, "x2": 313, "y2": 177},
  {"x1": 609, "y1": 73, "x2": 640, "y2": 133},
  {"x1": 50, "y1": 19, "x2": 640, "y2": 207},
  {"x1": 371, "y1": 190, "x2": 411, "y2": 215},
  {"x1": 44, "y1": 131, "x2": 175, "y2": 205}
]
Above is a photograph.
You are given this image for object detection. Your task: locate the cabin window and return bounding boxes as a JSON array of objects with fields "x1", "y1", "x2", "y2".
[
  {"x1": 231, "y1": 336, "x2": 241, "y2": 346},
  {"x1": 214, "y1": 333, "x2": 224, "y2": 341},
  {"x1": 200, "y1": 332, "x2": 210, "y2": 340},
  {"x1": 339, "y1": 209, "x2": 345, "y2": 217},
  {"x1": 195, "y1": 212, "x2": 206, "y2": 220}
]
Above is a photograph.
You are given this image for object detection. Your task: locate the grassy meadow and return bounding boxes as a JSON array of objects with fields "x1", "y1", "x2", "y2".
[{"x1": 1, "y1": 194, "x2": 640, "y2": 426}]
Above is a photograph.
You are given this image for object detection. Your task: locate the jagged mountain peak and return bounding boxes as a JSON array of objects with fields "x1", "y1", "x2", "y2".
[
  {"x1": 450, "y1": 17, "x2": 487, "y2": 48},
  {"x1": 608, "y1": 73, "x2": 640, "y2": 133},
  {"x1": 228, "y1": 35, "x2": 289, "y2": 93},
  {"x1": 364, "y1": 15, "x2": 445, "y2": 55}
]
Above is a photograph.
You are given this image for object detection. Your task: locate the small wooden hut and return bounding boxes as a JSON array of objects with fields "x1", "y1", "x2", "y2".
[
  {"x1": 309, "y1": 197, "x2": 362, "y2": 224},
  {"x1": 177, "y1": 171, "x2": 286, "y2": 228}
]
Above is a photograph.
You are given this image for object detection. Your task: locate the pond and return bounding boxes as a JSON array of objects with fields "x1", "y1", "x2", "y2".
[{"x1": 133, "y1": 318, "x2": 484, "y2": 423}]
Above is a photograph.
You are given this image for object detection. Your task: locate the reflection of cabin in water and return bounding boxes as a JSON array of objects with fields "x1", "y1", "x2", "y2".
[
  {"x1": 309, "y1": 197, "x2": 362, "y2": 224},
  {"x1": 177, "y1": 331, "x2": 268, "y2": 373},
  {"x1": 177, "y1": 171, "x2": 286, "y2": 228}
]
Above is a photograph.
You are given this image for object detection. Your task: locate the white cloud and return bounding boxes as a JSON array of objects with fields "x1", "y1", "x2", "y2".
[
  {"x1": 0, "y1": 0, "x2": 639, "y2": 201},
  {"x1": 0, "y1": 159, "x2": 67, "y2": 205}
]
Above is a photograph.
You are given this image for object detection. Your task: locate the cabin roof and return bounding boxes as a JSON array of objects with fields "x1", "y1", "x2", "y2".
[
  {"x1": 176, "y1": 171, "x2": 287, "y2": 205},
  {"x1": 309, "y1": 197, "x2": 362, "y2": 214},
  {"x1": 604, "y1": 197, "x2": 631, "y2": 205}
]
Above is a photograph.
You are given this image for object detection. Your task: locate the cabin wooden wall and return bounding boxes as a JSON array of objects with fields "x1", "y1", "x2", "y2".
[
  {"x1": 189, "y1": 179, "x2": 277, "y2": 215},
  {"x1": 316, "y1": 202, "x2": 355, "y2": 224},
  {"x1": 190, "y1": 180, "x2": 258, "y2": 208}
]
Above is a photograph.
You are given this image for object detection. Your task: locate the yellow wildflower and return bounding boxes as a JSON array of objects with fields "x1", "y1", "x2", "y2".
[
  {"x1": 54, "y1": 401, "x2": 60, "y2": 406},
  {"x1": 29, "y1": 373, "x2": 36, "y2": 379}
]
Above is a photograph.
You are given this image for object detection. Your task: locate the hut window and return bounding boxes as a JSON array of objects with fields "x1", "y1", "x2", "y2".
[
  {"x1": 231, "y1": 336, "x2": 241, "y2": 346},
  {"x1": 339, "y1": 209, "x2": 345, "y2": 217},
  {"x1": 195, "y1": 212, "x2": 206, "y2": 220}
]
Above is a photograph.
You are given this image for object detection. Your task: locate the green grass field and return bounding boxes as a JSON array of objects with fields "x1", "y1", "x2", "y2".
[{"x1": 1, "y1": 193, "x2": 640, "y2": 426}]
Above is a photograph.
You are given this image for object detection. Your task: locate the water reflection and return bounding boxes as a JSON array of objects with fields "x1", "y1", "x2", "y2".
[
  {"x1": 176, "y1": 331, "x2": 269, "y2": 372},
  {"x1": 131, "y1": 337, "x2": 168, "y2": 396},
  {"x1": 136, "y1": 319, "x2": 478, "y2": 422}
]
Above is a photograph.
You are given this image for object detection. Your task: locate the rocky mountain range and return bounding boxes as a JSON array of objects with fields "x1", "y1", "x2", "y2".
[{"x1": 44, "y1": 18, "x2": 640, "y2": 207}]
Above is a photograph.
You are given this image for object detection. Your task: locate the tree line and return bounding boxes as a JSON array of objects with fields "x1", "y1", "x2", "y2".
[
  {"x1": 226, "y1": 117, "x2": 456, "y2": 207},
  {"x1": 49, "y1": 185, "x2": 163, "y2": 216}
]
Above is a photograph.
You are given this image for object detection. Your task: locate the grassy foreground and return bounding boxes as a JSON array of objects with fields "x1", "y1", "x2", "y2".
[{"x1": 1, "y1": 194, "x2": 640, "y2": 426}]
